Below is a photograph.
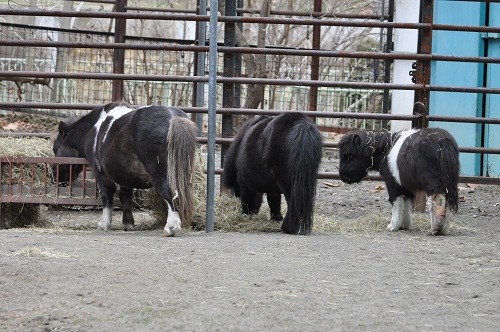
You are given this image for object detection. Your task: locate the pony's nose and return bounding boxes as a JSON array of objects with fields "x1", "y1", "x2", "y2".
[{"x1": 340, "y1": 174, "x2": 353, "y2": 184}]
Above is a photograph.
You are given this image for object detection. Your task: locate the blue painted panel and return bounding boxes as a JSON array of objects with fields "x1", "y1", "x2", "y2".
[
  {"x1": 430, "y1": 0, "x2": 485, "y2": 176},
  {"x1": 485, "y1": 3, "x2": 500, "y2": 177}
]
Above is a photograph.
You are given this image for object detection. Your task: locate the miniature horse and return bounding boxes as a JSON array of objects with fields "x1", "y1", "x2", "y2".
[
  {"x1": 339, "y1": 128, "x2": 460, "y2": 235},
  {"x1": 53, "y1": 102, "x2": 197, "y2": 236},
  {"x1": 222, "y1": 113, "x2": 323, "y2": 235}
]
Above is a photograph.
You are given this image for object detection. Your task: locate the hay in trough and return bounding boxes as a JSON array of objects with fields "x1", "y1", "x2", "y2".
[{"x1": 0, "y1": 137, "x2": 54, "y2": 228}]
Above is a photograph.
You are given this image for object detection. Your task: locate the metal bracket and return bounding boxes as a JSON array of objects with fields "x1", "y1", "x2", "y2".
[{"x1": 409, "y1": 61, "x2": 425, "y2": 84}]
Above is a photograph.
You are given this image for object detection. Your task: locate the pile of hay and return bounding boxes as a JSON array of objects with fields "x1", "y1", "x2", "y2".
[
  {"x1": 144, "y1": 149, "x2": 279, "y2": 232},
  {"x1": 0, "y1": 136, "x2": 54, "y2": 228},
  {"x1": 145, "y1": 148, "x2": 442, "y2": 235}
]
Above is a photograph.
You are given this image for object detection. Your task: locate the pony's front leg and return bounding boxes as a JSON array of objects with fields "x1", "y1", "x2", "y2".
[
  {"x1": 240, "y1": 187, "x2": 263, "y2": 215},
  {"x1": 387, "y1": 196, "x2": 405, "y2": 232},
  {"x1": 119, "y1": 187, "x2": 135, "y2": 231},
  {"x1": 266, "y1": 193, "x2": 283, "y2": 221},
  {"x1": 162, "y1": 199, "x2": 181, "y2": 237},
  {"x1": 97, "y1": 179, "x2": 117, "y2": 231},
  {"x1": 400, "y1": 198, "x2": 413, "y2": 230}
]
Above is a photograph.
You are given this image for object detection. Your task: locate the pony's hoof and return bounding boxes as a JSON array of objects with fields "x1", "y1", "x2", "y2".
[
  {"x1": 386, "y1": 224, "x2": 396, "y2": 232},
  {"x1": 97, "y1": 224, "x2": 109, "y2": 231},
  {"x1": 161, "y1": 227, "x2": 176, "y2": 237},
  {"x1": 123, "y1": 224, "x2": 135, "y2": 231},
  {"x1": 271, "y1": 214, "x2": 283, "y2": 222}
]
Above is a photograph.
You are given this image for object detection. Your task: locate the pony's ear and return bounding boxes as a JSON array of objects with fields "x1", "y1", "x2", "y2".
[
  {"x1": 58, "y1": 121, "x2": 69, "y2": 138},
  {"x1": 352, "y1": 134, "x2": 362, "y2": 148}
]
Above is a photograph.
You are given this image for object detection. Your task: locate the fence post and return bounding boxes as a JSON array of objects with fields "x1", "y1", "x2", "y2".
[
  {"x1": 221, "y1": 0, "x2": 237, "y2": 167},
  {"x1": 206, "y1": 0, "x2": 220, "y2": 233},
  {"x1": 308, "y1": 0, "x2": 322, "y2": 120},
  {"x1": 112, "y1": 0, "x2": 127, "y2": 101},
  {"x1": 413, "y1": 0, "x2": 434, "y2": 212},
  {"x1": 193, "y1": 0, "x2": 207, "y2": 135}
]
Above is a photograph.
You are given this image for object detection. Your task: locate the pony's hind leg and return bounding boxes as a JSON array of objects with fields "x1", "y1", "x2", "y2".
[
  {"x1": 428, "y1": 193, "x2": 449, "y2": 236},
  {"x1": 119, "y1": 186, "x2": 135, "y2": 231},
  {"x1": 162, "y1": 199, "x2": 181, "y2": 237},
  {"x1": 266, "y1": 193, "x2": 283, "y2": 221}
]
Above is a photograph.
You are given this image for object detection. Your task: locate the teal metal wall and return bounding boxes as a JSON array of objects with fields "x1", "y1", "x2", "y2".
[
  {"x1": 431, "y1": 0, "x2": 485, "y2": 176},
  {"x1": 431, "y1": 0, "x2": 499, "y2": 176},
  {"x1": 484, "y1": 3, "x2": 500, "y2": 177}
]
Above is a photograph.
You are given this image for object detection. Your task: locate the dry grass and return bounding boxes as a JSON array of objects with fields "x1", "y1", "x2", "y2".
[
  {"x1": 9, "y1": 247, "x2": 78, "y2": 258},
  {"x1": 144, "y1": 148, "x2": 445, "y2": 235},
  {"x1": 0, "y1": 137, "x2": 54, "y2": 228},
  {"x1": 0, "y1": 136, "x2": 54, "y2": 157}
]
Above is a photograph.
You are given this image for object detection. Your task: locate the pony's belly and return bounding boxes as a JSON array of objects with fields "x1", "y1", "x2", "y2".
[
  {"x1": 102, "y1": 161, "x2": 152, "y2": 189},
  {"x1": 241, "y1": 169, "x2": 280, "y2": 194}
]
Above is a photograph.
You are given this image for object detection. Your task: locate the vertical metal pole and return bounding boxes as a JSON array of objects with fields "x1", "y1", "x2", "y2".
[
  {"x1": 0, "y1": 203, "x2": 5, "y2": 230},
  {"x1": 235, "y1": 0, "x2": 244, "y2": 109},
  {"x1": 221, "y1": 0, "x2": 236, "y2": 165},
  {"x1": 413, "y1": 0, "x2": 433, "y2": 129},
  {"x1": 206, "y1": 0, "x2": 219, "y2": 233},
  {"x1": 194, "y1": 0, "x2": 207, "y2": 135},
  {"x1": 382, "y1": 0, "x2": 394, "y2": 130},
  {"x1": 308, "y1": 0, "x2": 322, "y2": 119},
  {"x1": 112, "y1": 0, "x2": 127, "y2": 101},
  {"x1": 414, "y1": 0, "x2": 434, "y2": 212}
]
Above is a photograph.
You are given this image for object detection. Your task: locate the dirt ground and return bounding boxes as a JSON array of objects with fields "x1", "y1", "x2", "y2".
[
  {"x1": 1, "y1": 154, "x2": 499, "y2": 331},
  {"x1": 1, "y1": 113, "x2": 499, "y2": 330}
]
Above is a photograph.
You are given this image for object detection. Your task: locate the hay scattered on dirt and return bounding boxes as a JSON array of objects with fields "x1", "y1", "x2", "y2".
[
  {"x1": 144, "y1": 148, "x2": 450, "y2": 235},
  {"x1": 10, "y1": 247, "x2": 78, "y2": 258}
]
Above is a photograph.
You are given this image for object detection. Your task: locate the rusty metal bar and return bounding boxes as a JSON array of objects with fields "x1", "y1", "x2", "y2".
[
  {"x1": 2, "y1": 104, "x2": 500, "y2": 125},
  {"x1": 413, "y1": 0, "x2": 433, "y2": 129},
  {"x1": 112, "y1": 0, "x2": 127, "y2": 101},
  {"x1": 207, "y1": 168, "x2": 500, "y2": 185},
  {"x1": 308, "y1": 0, "x2": 322, "y2": 116},
  {"x1": 3, "y1": 9, "x2": 500, "y2": 33},
  {"x1": 3, "y1": 70, "x2": 500, "y2": 94},
  {"x1": 3, "y1": 39, "x2": 500, "y2": 64},
  {"x1": 123, "y1": 5, "x2": 390, "y2": 20},
  {"x1": 221, "y1": 0, "x2": 236, "y2": 166}
]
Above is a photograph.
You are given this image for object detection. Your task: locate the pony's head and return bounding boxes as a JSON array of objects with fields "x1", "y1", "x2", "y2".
[
  {"x1": 51, "y1": 120, "x2": 83, "y2": 186},
  {"x1": 338, "y1": 131, "x2": 374, "y2": 184}
]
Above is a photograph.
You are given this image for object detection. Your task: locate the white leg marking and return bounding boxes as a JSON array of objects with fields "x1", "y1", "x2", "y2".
[
  {"x1": 387, "y1": 196, "x2": 405, "y2": 231},
  {"x1": 431, "y1": 194, "x2": 448, "y2": 235},
  {"x1": 162, "y1": 202, "x2": 181, "y2": 237},
  {"x1": 426, "y1": 195, "x2": 436, "y2": 230},
  {"x1": 401, "y1": 198, "x2": 413, "y2": 229},
  {"x1": 387, "y1": 129, "x2": 420, "y2": 186},
  {"x1": 442, "y1": 205, "x2": 452, "y2": 235},
  {"x1": 98, "y1": 206, "x2": 112, "y2": 231}
]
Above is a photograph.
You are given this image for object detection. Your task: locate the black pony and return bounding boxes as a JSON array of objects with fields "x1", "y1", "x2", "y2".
[
  {"x1": 339, "y1": 128, "x2": 460, "y2": 235},
  {"x1": 222, "y1": 113, "x2": 323, "y2": 235},
  {"x1": 53, "y1": 102, "x2": 197, "y2": 236}
]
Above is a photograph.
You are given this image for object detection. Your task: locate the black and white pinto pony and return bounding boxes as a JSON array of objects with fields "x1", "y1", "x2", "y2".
[
  {"x1": 222, "y1": 113, "x2": 323, "y2": 235},
  {"x1": 53, "y1": 102, "x2": 197, "y2": 236},
  {"x1": 339, "y1": 128, "x2": 460, "y2": 235}
]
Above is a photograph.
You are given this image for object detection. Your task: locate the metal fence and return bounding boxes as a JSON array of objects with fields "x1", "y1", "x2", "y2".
[{"x1": 0, "y1": 0, "x2": 499, "y2": 185}]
